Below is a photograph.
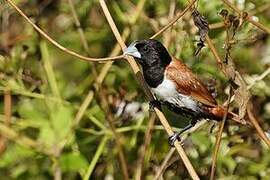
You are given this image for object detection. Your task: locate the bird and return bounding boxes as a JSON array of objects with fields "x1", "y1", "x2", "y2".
[{"x1": 124, "y1": 39, "x2": 243, "y2": 146}]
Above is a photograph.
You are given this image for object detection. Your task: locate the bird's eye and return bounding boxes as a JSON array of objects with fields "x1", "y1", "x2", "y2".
[{"x1": 142, "y1": 46, "x2": 149, "y2": 53}]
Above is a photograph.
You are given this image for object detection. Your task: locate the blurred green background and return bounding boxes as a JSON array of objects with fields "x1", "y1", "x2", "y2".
[{"x1": 0, "y1": 0, "x2": 270, "y2": 179}]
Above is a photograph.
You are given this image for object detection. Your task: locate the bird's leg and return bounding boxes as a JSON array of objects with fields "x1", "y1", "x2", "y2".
[
  {"x1": 149, "y1": 99, "x2": 162, "y2": 111},
  {"x1": 168, "y1": 119, "x2": 197, "y2": 146}
]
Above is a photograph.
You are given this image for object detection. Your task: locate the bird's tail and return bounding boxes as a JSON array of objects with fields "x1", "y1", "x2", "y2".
[{"x1": 206, "y1": 106, "x2": 247, "y2": 125}]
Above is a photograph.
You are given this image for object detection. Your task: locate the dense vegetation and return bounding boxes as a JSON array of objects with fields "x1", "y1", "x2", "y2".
[{"x1": 0, "y1": 0, "x2": 270, "y2": 179}]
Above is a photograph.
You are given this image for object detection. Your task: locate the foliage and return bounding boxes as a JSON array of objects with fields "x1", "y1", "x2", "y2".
[{"x1": 0, "y1": 0, "x2": 270, "y2": 179}]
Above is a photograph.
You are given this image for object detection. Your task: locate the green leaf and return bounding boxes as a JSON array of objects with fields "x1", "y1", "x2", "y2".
[
  {"x1": 17, "y1": 99, "x2": 47, "y2": 121},
  {"x1": 191, "y1": 132, "x2": 211, "y2": 153},
  {"x1": 52, "y1": 105, "x2": 73, "y2": 140},
  {"x1": 38, "y1": 122, "x2": 55, "y2": 146},
  {"x1": 0, "y1": 144, "x2": 35, "y2": 167},
  {"x1": 88, "y1": 104, "x2": 105, "y2": 122},
  {"x1": 60, "y1": 152, "x2": 88, "y2": 172}
]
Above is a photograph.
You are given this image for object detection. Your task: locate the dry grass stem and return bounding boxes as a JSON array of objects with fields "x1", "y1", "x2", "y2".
[
  {"x1": 135, "y1": 113, "x2": 156, "y2": 179},
  {"x1": 209, "y1": 22, "x2": 225, "y2": 29},
  {"x1": 210, "y1": 87, "x2": 232, "y2": 180},
  {"x1": 247, "y1": 67, "x2": 270, "y2": 89},
  {"x1": 247, "y1": 104, "x2": 270, "y2": 148},
  {"x1": 154, "y1": 148, "x2": 175, "y2": 180}
]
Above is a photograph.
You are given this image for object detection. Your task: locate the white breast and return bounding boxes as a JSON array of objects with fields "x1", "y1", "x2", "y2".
[{"x1": 151, "y1": 77, "x2": 199, "y2": 112}]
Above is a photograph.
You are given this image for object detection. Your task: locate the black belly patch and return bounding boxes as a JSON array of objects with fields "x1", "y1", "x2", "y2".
[{"x1": 163, "y1": 101, "x2": 210, "y2": 120}]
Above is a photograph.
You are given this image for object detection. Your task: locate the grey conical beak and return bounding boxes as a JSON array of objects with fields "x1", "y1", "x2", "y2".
[{"x1": 124, "y1": 42, "x2": 141, "y2": 59}]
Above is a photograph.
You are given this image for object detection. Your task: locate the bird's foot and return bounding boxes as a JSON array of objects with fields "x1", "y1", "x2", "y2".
[
  {"x1": 168, "y1": 132, "x2": 181, "y2": 147},
  {"x1": 149, "y1": 100, "x2": 162, "y2": 112}
]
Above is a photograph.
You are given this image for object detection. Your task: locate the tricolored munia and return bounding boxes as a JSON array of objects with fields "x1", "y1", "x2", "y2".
[{"x1": 124, "y1": 39, "x2": 243, "y2": 146}]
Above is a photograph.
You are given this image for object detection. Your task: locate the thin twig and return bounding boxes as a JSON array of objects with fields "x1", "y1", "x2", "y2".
[
  {"x1": 163, "y1": 0, "x2": 176, "y2": 48},
  {"x1": 83, "y1": 136, "x2": 108, "y2": 180},
  {"x1": 73, "y1": 91, "x2": 94, "y2": 126},
  {"x1": 150, "y1": 0, "x2": 197, "y2": 39},
  {"x1": 205, "y1": 36, "x2": 223, "y2": 67},
  {"x1": 99, "y1": 0, "x2": 200, "y2": 179},
  {"x1": 154, "y1": 148, "x2": 175, "y2": 180},
  {"x1": 247, "y1": 67, "x2": 270, "y2": 90},
  {"x1": 53, "y1": 161, "x2": 62, "y2": 180},
  {"x1": 209, "y1": 22, "x2": 225, "y2": 29},
  {"x1": 247, "y1": 103, "x2": 270, "y2": 149},
  {"x1": 135, "y1": 113, "x2": 156, "y2": 179},
  {"x1": 210, "y1": 87, "x2": 232, "y2": 180},
  {"x1": 221, "y1": 0, "x2": 270, "y2": 34},
  {"x1": 5, "y1": 0, "x2": 124, "y2": 62}
]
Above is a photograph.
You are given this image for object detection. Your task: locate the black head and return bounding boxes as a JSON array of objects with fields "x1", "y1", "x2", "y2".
[{"x1": 124, "y1": 39, "x2": 171, "y2": 69}]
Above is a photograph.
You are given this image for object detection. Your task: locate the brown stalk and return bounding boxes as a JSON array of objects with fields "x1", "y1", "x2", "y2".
[
  {"x1": 135, "y1": 113, "x2": 156, "y2": 179},
  {"x1": 210, "y1": 87, "x2": 232, "y2": 180},
  {"x1": 53, "y1": 161, "x2": 62, "y2": 180},
  {"x1": 163, "y1": 0, "x2": 176, "y2": 48},
  {"x1": 209, "y1": 22, "x2": 225, "y2": 29},
  {"x1": 221, "y1": 0, "x2": 270, "y2": 34},
  {"x1": 99, "y1": 0, "x2": 200, "y2": 179},
  {"x1": 247, "y1": 103, "x2": 270, "y2": 148},
  {"x1": 154, "y1": 148, "x2": 175, "y2": 180},
  {"x1": 5, "y1": 0, "x2": 124, "y2": 62},
  {"x1": 205, "y1": 36, "x2": 223, "y2": 67}
]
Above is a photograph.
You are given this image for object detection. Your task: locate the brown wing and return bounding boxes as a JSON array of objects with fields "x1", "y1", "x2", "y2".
[{"x1": 165, "y1": 58, "x2": 217, "y2": 107}]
